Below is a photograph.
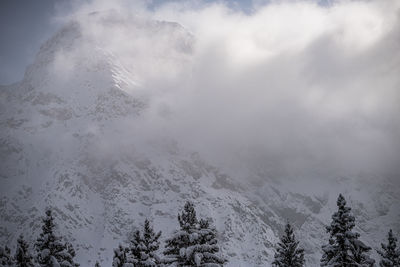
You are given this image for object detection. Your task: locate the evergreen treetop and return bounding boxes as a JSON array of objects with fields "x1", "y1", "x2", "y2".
[
  {"x1": 378, "y1": 229, "x2": 400, "y2": 267},
  {"x1": 14, "y1": 234, "x2": 34, "y2": 267},
  {"x1": 272, "y1": 223, "x2": 305, "y2": 267},
  {"x1": 164, "y1": 201, "x2": 226, "y2": 266},
  {"x1": 129, "y1": 219, "x2": 162, "y2": 267},
  {"x1": 35, "y1": 208, "x2": 79, "y2": 267},
  {"x1": 178, "y1": 201, "x2": 198, "y2": 231},
  {"x1": 321, "y1": 194, "x2": 374, "y2": 267}
]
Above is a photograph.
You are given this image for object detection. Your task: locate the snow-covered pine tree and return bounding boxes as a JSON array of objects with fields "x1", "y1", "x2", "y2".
[
  {"x1": 112, "y1": 245, "x2": 129, "y2": 267},
  {"x1": 350, "y1": 239, "x2": 375, "y2": 267},
  {"x1": 35, "y1": 208, "x2": 79, "y2": 267},
  {"x1": 164, "y1": 201, "x2": 199, "y2": 266},
  {"x1": 179, "y1": 201, "x2": 198, "y2": 232},
  {"x1": 14, "y1": 234, "x2": 34, "y2": 267},
  {"x1": 164, "y1": 201, "x2": 226, "y2": 266},
  {"x1": 0, "y1": 245, "x2": 14, "y2": 266},
  {"x1": 320, "y1": 194, "x2": 374, "y2": 267},
  {"x1": 58, "y1": 241, "x2": 79, "y2": 267},
  {"x1": 378, "y1": 229, "x2": 400, "y2": 267},
  {"x1": 194, "y1": 218, "x2": 226, "y2": 266},
  {"x1": 94, "y1": 261, "x2": 100, "y2": 267},
  {"x1": 272, "y1": 223, "x2": 305, "y2": 267},
  {"x1": 129, "y1": 219, "x2": 161, "y2": 267},
  {"x1": 35, "y1": 208, "x2": 59, "y2": 266}
]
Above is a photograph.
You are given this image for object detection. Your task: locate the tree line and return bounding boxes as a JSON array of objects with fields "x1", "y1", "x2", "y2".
[
  {"x1": 272, "y1": 194, "x2": 399, "y2": 267},
  {"x1": 111, "y1": 201, "x2": 226, "y2": 267},
  {"x1": 0, "y1": 195, "x2": 399, "y2": 266}
]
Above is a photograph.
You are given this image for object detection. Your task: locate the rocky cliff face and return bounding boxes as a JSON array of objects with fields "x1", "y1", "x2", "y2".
[{"x1": 0, "y1": 12, "x2": 399, "y2": 266}]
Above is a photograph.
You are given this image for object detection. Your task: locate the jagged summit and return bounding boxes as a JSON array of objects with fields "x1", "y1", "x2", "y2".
[
  {"x1": 2, "y1": 12, "x2": 195, "y2": 124},
  {"x1": 24, "y1": 11, "x2": 193, "y2": 87}
]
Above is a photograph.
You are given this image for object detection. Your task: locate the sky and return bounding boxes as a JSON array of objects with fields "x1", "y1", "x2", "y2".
[
  {"x1": 0, "y1": 0, "x2": 67, "y2": 84},
  {"x1": 0, "y1": 0, "x2": 228, "y2": 85},
  {"x1": 0, "y1": 0, "x2": 335, "y2": 85}
]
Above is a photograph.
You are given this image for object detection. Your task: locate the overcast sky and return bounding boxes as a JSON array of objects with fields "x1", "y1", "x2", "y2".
[
  {"x1": 0, "y1": 0, "x2": 336, "y2": 85},
  {"x1": 0, "y1": 0, "x2": 233, "y2": 85},
  {"x1": 0, "y1": 0, "x2": 67, "y2": 84},
  {"x1": 1, "y1": 0, "x2": 399, "y2": 180},
  {"x1": 6, "y1": 0, "x2": 395, "y2": 180}
]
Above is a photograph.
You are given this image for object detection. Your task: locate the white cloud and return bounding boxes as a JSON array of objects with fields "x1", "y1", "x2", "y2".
[{"x1": 51, "y1": 0, "x2": 400, "y2": 179}]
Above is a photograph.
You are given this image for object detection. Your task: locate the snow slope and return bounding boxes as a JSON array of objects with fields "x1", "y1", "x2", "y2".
[{"x1": 0, "y1": 12, "x2": 399, "y2": 266}]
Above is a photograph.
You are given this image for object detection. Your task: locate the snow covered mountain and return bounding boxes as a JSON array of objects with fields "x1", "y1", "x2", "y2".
[{"x1": 0, "y1": 11, "x2": 399, "y2": 266}]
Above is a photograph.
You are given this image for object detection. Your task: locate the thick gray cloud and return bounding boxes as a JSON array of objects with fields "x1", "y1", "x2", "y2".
[
  {"x1": 0, "y1": 0, "x2": 339, "y2": 85},
  {"x1": 7, "y1": 0, "x2": 400, "y2": 181},
  {"x1": 144, "y1": 0, "x2": 400, "y2": 179}
]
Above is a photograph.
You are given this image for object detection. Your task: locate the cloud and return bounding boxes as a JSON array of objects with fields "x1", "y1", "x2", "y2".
[{"x1": 48, "y1": 0, "x2": 400, "y2": 180}]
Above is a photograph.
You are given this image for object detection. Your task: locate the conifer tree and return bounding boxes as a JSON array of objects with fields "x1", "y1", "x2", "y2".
[
  {"x1": 164, "y1": 201, "x2": 198, "y2": 265},
  {"x1": 195, "y1": 218, "x2": 226, "y2": 266},
  {"x1": 0, "y1": 245, "x2": 14, "y2": 266},
  {"x1": 61, "y1": 241, "x2": 79, "y2": 267},
  {"x1": 321, "y1": 194, "x2": 374, "y2": 267},
  {"x1": 164, "y1": 201, "x2": 226, "y2": 266},
  {"x1": 15, "y1": 234, "x2": 34, "y2": 267},
  {"x1": 378, "y1": 229, "x2": 400, "y2": 267},
  {"x1": 94, "y1": 261, "x2": 100, "y2": 267},
  {"x1": 272, "y1": 223, "x2": 305, "y2": 267},
  {"x1": 35, "y1": 208, "x2": 79, "y2": 267},
  {"x1": 349, "y1": 241, "x2": 374, "y2": 266},
  {"x1": 112, "y1": 245, "x2": 128, "y2": 267},
  {"x1": 129, "y1": 219, "x2": 161, "y2": 267},
  {"x1": 350, "y1": 239, "x2": 375, "y2": 267},
  {"x1": 35, "y1": 208, "x2": 62, "y2": 266}
]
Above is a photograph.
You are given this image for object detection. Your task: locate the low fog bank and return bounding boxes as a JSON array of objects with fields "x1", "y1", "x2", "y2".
[{"x1": 44, "y1": 0, "x2": 400, "y2": 181}]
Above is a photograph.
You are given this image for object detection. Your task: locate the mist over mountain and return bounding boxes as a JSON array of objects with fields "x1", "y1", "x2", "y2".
[{"x1": 0, "y1": 1, "x2": 399, "y2": 266}]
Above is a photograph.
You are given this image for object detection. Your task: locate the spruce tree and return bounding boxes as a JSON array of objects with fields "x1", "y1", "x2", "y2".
[
  {"x1": 195, "y1": 218, "x2": 226, "y2": 266},
  {"x1": 35, "y1": 208, "x2": 79, "y2": 267},
  {"x1": 112, "y1": 244, "x2": 129, "y2": 267},
  {"x1": 321, "y1": 194, "x2": 374, "y2": 267},
  {"x1": 0, "y1": 245, "x2": 14, "y2": 266},
  {"x1": 350, "y1": 239, "x2": 375, "y2": 267},
  {"x1": 164, "y1": 201, "x2": 226, "y2": 266},
  {"x1": 378, "y1": 229, "x2": 400, "y2": 267},
  {"x1": 164, "y1": 201, "x2": 198, "y2": 265},
  {"x1": 94, "y1": 261, "x2": 100, "y2": 267},
  {"x1": 272, "y1": 223, "x2": 305, "y2": 267},
  {"x1": 14, "y1": 234, "x2": 34, "y2": 267},
  {"x1": 129, "y1": 219, "x2": 161, "y2": 266},
  {"x1": 35, "y1": 208, "x2": 59, "y2": 266},
  {"x1": 61, "y1": 241, "x2": 79, "y2": 267}
]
